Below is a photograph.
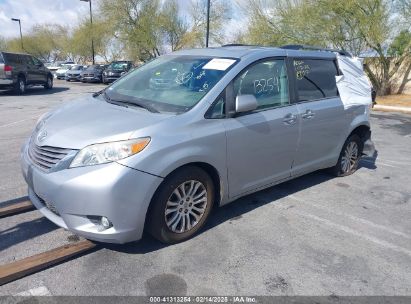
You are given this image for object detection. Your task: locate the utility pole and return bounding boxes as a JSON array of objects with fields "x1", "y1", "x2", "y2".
[
  {"x1": 11, "y1": 18, "x2": 24, "y2": 51},
  {"x1": 80, "y1": 0, "x2": 95, "y2": 64},
  {"x1": 206, "y1": 0, "x2": 210, "y2": 47}
]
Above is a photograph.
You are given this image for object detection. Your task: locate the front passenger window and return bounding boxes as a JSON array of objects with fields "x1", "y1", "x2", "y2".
[{"x1": 233, "y1": 59, "x2": 289, "y2": 111}]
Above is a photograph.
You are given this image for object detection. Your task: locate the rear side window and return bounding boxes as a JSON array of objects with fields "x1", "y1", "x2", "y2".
[
  {"x1": 21, "y1": 55, "x2": 32, "y2": 65},
  {"x1": 3, "y1": 53, "x2": 20, "y2": 64},
  {"x1": 293, "y1": 59, "x2": 338, "y2": 102},
  {"x1": 0, "y1": 53, "x2": 4, "y2": 64}
]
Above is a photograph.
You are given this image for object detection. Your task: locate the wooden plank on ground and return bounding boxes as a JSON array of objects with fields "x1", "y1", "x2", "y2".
[
  {"x1": 0, "y1": 201, "x2": 34, "y2": 218},
  {"x1": 0, "y1": 240, "x2": 96, "y2": 286}
]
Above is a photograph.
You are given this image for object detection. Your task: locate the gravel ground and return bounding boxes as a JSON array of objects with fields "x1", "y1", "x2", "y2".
[{"x1": 0, "y1": 81, "x2": 410, "y2": 296}]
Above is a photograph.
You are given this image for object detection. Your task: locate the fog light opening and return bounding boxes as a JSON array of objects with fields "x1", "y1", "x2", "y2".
[{"x1": 101, "y1": 216, "x2": 112, "y2": 229}]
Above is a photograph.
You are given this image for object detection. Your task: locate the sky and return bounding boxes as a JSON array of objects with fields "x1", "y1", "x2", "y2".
[
  {"x1": 0, "y1": 0, "x2": 91, "y2": 37},
  {"x1": 0, "y1": 0, "x2": 246, "y2": 40}
]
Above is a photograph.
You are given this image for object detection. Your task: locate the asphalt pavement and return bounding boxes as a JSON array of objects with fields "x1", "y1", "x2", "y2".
[{"x1": 0, "y1": 81, "x2": 410, "y2": 296}]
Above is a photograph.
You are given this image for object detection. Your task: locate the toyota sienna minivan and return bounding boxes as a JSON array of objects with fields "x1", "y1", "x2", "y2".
[{"x1": 21, "y1": 45, "x2": 374, "y2": 244}]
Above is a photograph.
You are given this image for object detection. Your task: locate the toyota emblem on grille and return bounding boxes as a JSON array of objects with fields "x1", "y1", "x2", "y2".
[{"x1": 37, "y1": 130, "x2": 48, "y2": 142}]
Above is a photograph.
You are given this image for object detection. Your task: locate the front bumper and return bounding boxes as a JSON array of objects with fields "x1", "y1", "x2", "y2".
[
  {"x1": 82, "y1": 76, "x2": 101, "y2": 82},
  {"x1": 103, "y1": 75, "x2": 121, "y2": 83},
  {"x1": 66, "y1": 75, "x2": 82, "y2": 81},
  {"x1": 55, "y1": 73, "x2": 66, "y2": 79},
  {"x1": 21, "y1": 140, "x2": 163, "y2": 243}
]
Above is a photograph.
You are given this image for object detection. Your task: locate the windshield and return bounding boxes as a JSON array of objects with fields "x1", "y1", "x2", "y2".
[
  {"x1": 86, "y1": 65, "x2": 103, "y2": 70},
  {"x1": 59, "y1": 64, "x2": 71, "y2": 70},
  {"x1": 105, "y1": 55, "x2": 237, "y2": 114},
  {"x1": 71, "y1": 66, "x2": 83, "y2": 71},
  {"x1": 108, "y1": 61, "x2": 129, "y2": 70}
]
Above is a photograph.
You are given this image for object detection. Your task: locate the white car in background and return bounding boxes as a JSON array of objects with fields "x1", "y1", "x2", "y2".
[{"x1": 55, "y1": 64, "x2": 74, "y2": 80}]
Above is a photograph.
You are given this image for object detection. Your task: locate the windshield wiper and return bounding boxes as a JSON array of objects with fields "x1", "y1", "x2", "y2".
[
  {"x1": 103, "y1": 91, "x2": 159, "y2": 113},
  {"x1": 92, "y1": 89, "x2": 105, "y2": 97}
]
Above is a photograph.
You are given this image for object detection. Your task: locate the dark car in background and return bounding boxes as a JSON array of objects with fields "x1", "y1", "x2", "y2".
[
  {"x1": 0, "y1": 51, "x2": 53, "y2": 94},
  {"x1": 80, "y1": 64, "x2": 107, "y2": 83},
  {"x1": 102, "y1": 61, "x2": 133, "y2": 84},
  {"x1": 65, "y1": 65, "x2": 86, "y2": 82}
]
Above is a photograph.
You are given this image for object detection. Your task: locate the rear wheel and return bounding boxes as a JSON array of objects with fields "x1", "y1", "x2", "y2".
[
  {"x1": 147, "y1": 166, "x2": 214, "y2": 244},
  {"x1": 44, "y1": 75, "x2": 53, "y2": 89},
  {"x1": 331, "y1": 134, "x2": 363, "y2": 176},
  {"x1": 14, "y1": 76, "x2": 26, "y2": 95}
]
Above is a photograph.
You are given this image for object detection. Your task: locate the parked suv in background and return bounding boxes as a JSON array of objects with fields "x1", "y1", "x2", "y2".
[
  {"x1": 21, "y1": 45, "x2": 374, "y2": 244},
  {"x1": 0, "y1": 51, "x2": 53, "y2": 94},
  {"x1": 102, "y1": 61, "x2": 133, "y2": 84}
]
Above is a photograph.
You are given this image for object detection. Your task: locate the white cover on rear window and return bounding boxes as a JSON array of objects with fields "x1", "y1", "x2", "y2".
[{"x1": 335, "y1": 54, "x2": 372, "y2": 109}]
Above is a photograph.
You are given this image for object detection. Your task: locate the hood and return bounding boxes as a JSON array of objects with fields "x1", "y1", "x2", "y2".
[
  {"x1": 68, "y1": 70, "x2": 82, "y2": 75},
  {"x1": 35, "y1": 95, "x2": 172, "y2": 149},
  {"x1": 105, "y1": 67, "x2": 127, "y2": 73},
  {"x1": 56, "y1": 68, "x2": 68, "y2": 73},
  {"x1": 82, "y1": 69, "x2": 102, "y2": 74}
]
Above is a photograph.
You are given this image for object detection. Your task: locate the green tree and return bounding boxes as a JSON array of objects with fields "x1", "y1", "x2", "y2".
[
  {"x1": 388, "y1": 30, "x2": 411, "y2": 94},
  {"x1": 160, "y1": 0, "x2": 189, "y2": 51},
  {"x1": 183, "y1": 0, "x2": 231, "y2": 48},
  {"x1": 66, "y1": 18, "x2": 114, "y2": 63},
  {"x1": 99, "y1": 0, "x2": 164, "y2": 62},
  {"x1": 241, "y1": 0, "x2": 411, "y2": 95},
  {"x1": 0, "y1": 36, "x2": 8, "y2": 50},
  {"x1": 5, "y1": 24, "x2": 69, "y2": 62}
]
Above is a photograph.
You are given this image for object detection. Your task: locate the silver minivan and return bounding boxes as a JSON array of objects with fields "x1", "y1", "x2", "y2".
[{"x1": 21, "y1": 45, "x2": 374, "y2": 244}]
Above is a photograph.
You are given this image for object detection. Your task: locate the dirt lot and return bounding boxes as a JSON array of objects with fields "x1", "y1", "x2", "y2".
[
  {"x1": 376, "y1": 94, "x2": 411, "y2": 107},
  {"x1": 0, "y1": 81, "x2": 410, "y2": 296}
]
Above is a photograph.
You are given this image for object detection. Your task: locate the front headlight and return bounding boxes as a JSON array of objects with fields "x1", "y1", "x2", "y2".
[{"x1": 70, "y1": 137, "x2": 150, "y2": 168}]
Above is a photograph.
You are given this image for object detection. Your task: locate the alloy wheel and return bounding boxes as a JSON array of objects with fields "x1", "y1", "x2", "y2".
[
  {"x1": 164, "y1": 180, "x2": 208, "y2": 233},
  {"x1": 341, "y1": 141, "x2": 358, "y2": 173},
  {"x1": 19, "y1": 79, "x2": 25, "y2": 93}
]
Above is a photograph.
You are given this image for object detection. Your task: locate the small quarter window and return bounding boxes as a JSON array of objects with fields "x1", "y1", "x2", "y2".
[
  {"x1": 207, "y1": 95, "x2": 226, "y2": 119},
  {"x1": 233, "y1": 59, "x2": 289, "y2": 111},
  {"x1": 293, "y1": 59, "x2": 338, "y2": 102}
]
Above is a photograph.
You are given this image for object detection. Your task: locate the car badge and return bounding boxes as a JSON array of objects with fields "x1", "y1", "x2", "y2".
[{"x1": 37, "y1": 130, "x2": 48, "y2": 142}]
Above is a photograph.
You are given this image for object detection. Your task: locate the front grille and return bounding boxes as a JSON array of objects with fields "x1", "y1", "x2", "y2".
[
  {"x1": 28, "y1": 140, "x2": 71, "y2": 171},
  {"x1": 38, "y1": 196, "x2": 60, "y2": 216}
]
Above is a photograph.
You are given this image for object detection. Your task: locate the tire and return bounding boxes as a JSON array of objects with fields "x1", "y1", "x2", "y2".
[
  {"x1": 147, "y1": 166, "x2": 215, "y2": 244},
  {"x1": 330, "y1": 134, "x2": 363, "y2": 177},
  {"x1": 14, "y1": 76, "x2": 26, "y2": 95},
  {"x1": 44, "y1": 75, "x2": 53, "y2": 89}
]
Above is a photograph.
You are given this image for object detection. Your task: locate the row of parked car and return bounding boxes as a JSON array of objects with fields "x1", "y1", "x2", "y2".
[
  {"x1": 0, "y1": 50, "x2": 135, "y2": 94},
  {"x1": 51, "y1": 61, "x2": 134, "y2": 84}
]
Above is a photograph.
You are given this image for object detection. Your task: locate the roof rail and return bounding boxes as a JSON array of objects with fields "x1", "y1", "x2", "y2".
[
  {"x1": 281, "y1": 44, "x2": 352, "y2": 57},
  {"x1": 221, "y1": 44, "x2": 258, "y2": 47}
]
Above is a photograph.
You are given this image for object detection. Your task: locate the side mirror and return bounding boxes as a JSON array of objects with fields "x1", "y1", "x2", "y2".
[{"x1": 235, "y1": 94, "x2": 257, "y2": 113}]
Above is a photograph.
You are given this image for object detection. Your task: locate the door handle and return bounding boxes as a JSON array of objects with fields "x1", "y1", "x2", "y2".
[
  {"x1": 283, "y1": 113, "x2": 297, "y2": 125},
  {"x1": 301, "y1": 109, "x2": 315, "y2": 119}
]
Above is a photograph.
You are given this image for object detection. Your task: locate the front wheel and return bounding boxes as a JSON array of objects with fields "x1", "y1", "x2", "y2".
[
  {"x1": 147, "y1": 166, "x2": 215, "y2": 244},
  {"x1": 331, "y1": 134, "x2": 363, "y2": 177}
]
